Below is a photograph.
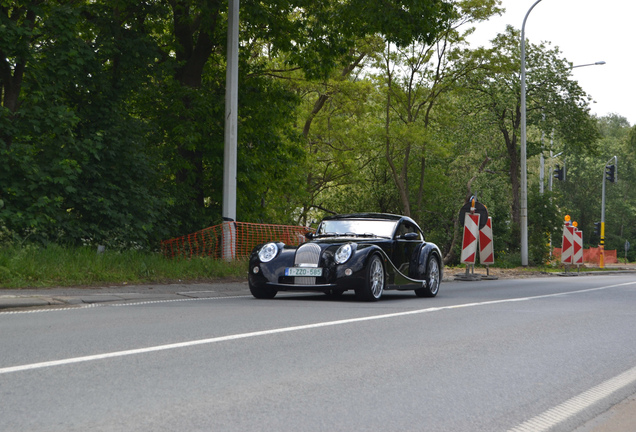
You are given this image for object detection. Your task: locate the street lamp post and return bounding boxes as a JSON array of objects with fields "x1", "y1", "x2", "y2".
[
  {"x1": 572, "y1": 61, "x2": 606, "y2": 68},
  {"x1": 521, "y1": 3, "x2": 605, "y2": 266},
  {"x1": 520, "y1": 0, "x2": 544, "y2": 266}
]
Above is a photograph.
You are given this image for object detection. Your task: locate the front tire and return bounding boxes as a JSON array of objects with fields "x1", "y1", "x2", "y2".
[
  {"x1": 415, "y1": 255, "x2": 440, "y2": 298},
  {"x1": 249, "y1": 281, "x2": 278, "y2": 299},
  {"x1": 356, "y1": 254, "x2": 385, "y2": 301}
]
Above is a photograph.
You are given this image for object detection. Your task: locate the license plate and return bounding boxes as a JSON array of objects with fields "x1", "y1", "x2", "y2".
[{"x1": 285, "y1": 267, "x2": 323, "y2": 277}]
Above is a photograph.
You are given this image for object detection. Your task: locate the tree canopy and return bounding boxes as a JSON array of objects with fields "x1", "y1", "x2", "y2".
[{"x1": 2, "y1": 0, "x2": 633, "y2": 265}]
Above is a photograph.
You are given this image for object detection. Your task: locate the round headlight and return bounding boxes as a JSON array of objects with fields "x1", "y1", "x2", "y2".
[
  {"x1": 335, "y1": 243, "x2": 353, "y2": 264},
  {"x1": 258, "y1": 243, "x2": 278, "y2": 263}
]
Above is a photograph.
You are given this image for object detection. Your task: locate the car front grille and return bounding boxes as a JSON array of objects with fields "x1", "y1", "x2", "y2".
[{"x1": 294, "y1": 243, "x2": 321, "y2": 285}]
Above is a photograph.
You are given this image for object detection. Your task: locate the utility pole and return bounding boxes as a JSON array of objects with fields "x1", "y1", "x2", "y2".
[{"x1": 222, "y1": 0, "x2": 239, "y2": 261}]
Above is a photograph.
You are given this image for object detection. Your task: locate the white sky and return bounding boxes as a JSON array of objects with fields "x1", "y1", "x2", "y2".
[{"x1": 468, "y1": 0, "x2": 635, "y2": 126}]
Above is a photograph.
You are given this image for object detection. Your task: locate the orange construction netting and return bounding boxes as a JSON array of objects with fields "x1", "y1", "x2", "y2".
[
  {"x1": 552, "y1": 247, "x2": 618, "y2": 265},
  {"x1": 161, "y1": 222, "x2": 312, "y2": 259}
]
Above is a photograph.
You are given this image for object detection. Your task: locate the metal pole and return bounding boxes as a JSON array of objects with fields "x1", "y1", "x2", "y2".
[
  {"x1": 548, "y1": 155, "x2": 553, "y2": 192},
  {"x1": 571, "y1": 61, "x2": 606, "y2": 68},
  {"x1": 520, "y1": 0, "x2": 544, "y2": 266},
  {"x1": 539, "y1": 125, "x2": 545, "y2": 194},
  {"x1": 539, "y1": 113, "x2": 546, "y2": 195},
  {"x1": 600, "y1": 161, "x2": 606, "y2": 268},
  {"x1": 600, "y1": 155, "x2": 618, "y2": 268},
  {"x1": 548, "y1": 161, "x2": 552, "y2": 258},
  {"x1": 222, "y1": 0, "x2": 239, "y2": 261}
]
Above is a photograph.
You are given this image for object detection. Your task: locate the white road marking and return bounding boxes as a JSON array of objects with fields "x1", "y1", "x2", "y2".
[
  {"x1": 1, "y1": 281, "x2": 634, "y2": 376},
  {"x1": 0, "y1": 295, "x2": 251, "y2": 315},
  {"x1": 508, "y1": 365, "x2": 636, "y2": 432}
]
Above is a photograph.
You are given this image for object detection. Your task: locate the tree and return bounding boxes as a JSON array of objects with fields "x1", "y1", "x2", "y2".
[
  {"x1": 137, "y1": 0, "x2": 459, "y2": 231},
  {"x1": 288, "y1": 39, "x2": 383, "y2": 224},
  {"x1": 372, "y1": 0, "x2": 501, "y2": 219},
  {"x1": 0, "y1": 1, "x2": 167, "y2": 247},
  {"x1": 557, "y1": 115, "x2": 635, "y2": 259},
  {"x1": 459, "y1": 26, "x2": 599, "y2": 254},
  {"x1": 1, "y1": 0, "x2": 462, "y2": 245},
  {"x1": 245, "y1": 0, "x2": 460, "y2": 225}
]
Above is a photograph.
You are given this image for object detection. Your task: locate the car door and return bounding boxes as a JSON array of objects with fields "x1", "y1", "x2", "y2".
[{"x1": 393, "y1": 221, "x2": 423, "y2": 278}]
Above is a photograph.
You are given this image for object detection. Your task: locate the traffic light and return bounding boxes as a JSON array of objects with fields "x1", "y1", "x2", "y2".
[
  {"x1": 553, "y1": 165, "x2": 565, "y2": 181},
  {"x1": 594, "y1": 222, "x2": 601, "y2": 237},
  {"x1": 605, "y1": 164, "x2": 616, "y2": 183}
]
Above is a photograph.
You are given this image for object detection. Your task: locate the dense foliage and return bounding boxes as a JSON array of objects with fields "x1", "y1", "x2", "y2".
[{"x1": 1, "y1": 0, "x2": 634, "y2": 265}]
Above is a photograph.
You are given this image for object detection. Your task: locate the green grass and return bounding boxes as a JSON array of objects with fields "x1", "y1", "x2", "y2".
[
  {"x1": 0, "y1": 244, "x2": 248, "y2": 289},
  {"x1": 1, "y1": 244, "x2": 627, "y2": 290}
]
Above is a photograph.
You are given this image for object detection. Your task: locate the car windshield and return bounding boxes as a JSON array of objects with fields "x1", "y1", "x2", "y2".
[{"x1": 316, "y1": 219, "x2": 397, "y2": 238}]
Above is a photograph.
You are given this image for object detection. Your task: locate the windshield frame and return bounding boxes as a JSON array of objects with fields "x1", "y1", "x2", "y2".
[{"x1": 315, "y1": 219, "x2": 398, "y2": 238}]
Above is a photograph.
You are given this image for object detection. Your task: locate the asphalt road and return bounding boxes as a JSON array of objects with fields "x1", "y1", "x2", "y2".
[{"x1": 1, "y1": 275, "x2": 636, "y2": 431}]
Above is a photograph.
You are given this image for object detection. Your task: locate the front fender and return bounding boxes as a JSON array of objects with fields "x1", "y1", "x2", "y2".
[{"x1": 338, "y1": 244, "x2": 388, "y2": 287}]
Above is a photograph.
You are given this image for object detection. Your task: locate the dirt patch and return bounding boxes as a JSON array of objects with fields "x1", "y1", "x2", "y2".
[{"x1": 444, "y1": 267, "x2": 555, "y2": 280}]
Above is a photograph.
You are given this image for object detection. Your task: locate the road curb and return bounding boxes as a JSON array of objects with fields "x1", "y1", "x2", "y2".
[
  {"x1": 0, "y1": 282, "x2": 252, "y2": 311},
  {"x1": 557, "y1": 270, "x2": 636, "y2": 277}
]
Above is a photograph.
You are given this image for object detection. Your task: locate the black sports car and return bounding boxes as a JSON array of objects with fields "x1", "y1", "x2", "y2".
[{"x1": 248, "y1": 213, "x2": 443, "y2": 301}]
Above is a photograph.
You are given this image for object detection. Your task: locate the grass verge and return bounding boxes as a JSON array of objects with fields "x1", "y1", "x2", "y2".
[
  {"x1": 0, "y1": 244, "x2": 248, "y2": 289},
  {"x1": 1, "y1": 245, "x2": 628, "y2": 289}
]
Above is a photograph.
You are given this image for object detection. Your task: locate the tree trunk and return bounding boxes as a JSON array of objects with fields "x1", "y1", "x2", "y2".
[
  {"x1": 383, "y1": 44, "x2": 411, "y2": 217},
  {"x1": 170, "y1": 0, "x2": 221, "y2": 209},
  {"x1": 500, "y1": 108, "x2": 521, "y2": 249},
  {"x1": 506, "y1": 134, "x2": 520, "y2": 225},
  {"x1": 300, "y1": 53, "x2": 367, "y2": 221},
  {"x1": 0, "y1": 8, "x2": 37, "y2": 148}
]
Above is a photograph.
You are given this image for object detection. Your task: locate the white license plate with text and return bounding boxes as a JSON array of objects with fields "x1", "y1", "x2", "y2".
[{"x1": 285, "y1": 267, "x2": 323, "y2": 277}]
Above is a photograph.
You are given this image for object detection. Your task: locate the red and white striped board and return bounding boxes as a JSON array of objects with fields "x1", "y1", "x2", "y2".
[
  {"x1": 460, "y1": 213, "x2": 480, "y2": 264},
  {"x1": 479, "y1": 217, "x2": 494, "y2": 265},
  {"x1": 573, "y1": 228, "x2": 583, "y2": 265},
  {"x1": 561, "y1": 225, "x2": 574, "y2": 264}
]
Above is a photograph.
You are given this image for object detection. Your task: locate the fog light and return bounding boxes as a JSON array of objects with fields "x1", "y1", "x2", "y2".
[
  {"x1": 253, "y1": 266, "x2": 260, "y2": 274},
  {"x1": 345, "y1": 268, "x2": 353, "y2": 276}
]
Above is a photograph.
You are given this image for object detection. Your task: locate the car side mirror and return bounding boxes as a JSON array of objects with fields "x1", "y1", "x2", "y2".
[
  {"x1": 305, "y1": 231, "x2": 314, "y2": 240},
  {"x1": 400, "y1": 232, "x2": 419, "y2": 240}
]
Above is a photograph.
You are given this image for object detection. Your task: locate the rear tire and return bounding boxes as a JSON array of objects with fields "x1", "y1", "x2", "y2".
[
  {"x1": 356, "y1": 254, "x2": 385, "y2": 301},
  {"x1": 415, "y1": 255, "x2": 440, "y2": 298}
]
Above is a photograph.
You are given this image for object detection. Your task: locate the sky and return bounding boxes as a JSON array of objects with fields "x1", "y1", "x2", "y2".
[{"x1": 468, "y1": 0, "x2": 635, "y2": 126}]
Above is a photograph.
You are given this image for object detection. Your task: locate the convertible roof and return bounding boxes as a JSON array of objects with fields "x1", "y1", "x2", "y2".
[
  {"x1": 320, "y1": 213, "x2": 423, "y2": 235},
  {"x1": 322, "y1": 213, "x2": 404, "y2": 221}
]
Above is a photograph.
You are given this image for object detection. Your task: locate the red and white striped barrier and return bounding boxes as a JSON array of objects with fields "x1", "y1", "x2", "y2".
[
  {"x1": 573, "y1": 228, "x2": 583, "y2": 265},
  {"x1": 479, "y1": 217, "x2": 494, "y2": 265},
  {"x1": 561, "y1": 224, "x2": 574, "y2": 264},
  {"x1": 460, "y1": 213, "x2": 480, "y2": 264}
]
